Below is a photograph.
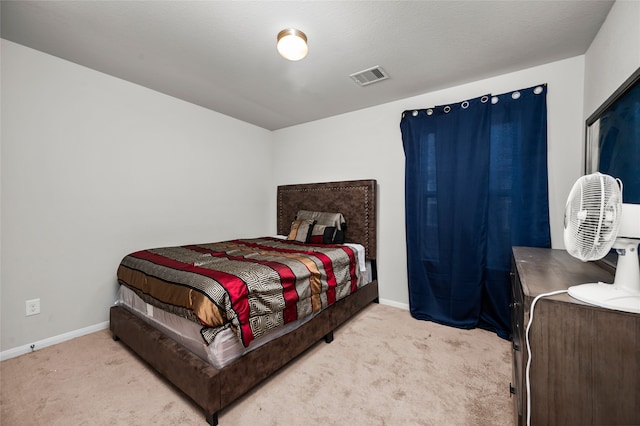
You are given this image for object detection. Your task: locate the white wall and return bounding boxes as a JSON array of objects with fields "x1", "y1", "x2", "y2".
[
  {"x1": 584, "y1": 0, "x2": 640, "y2": 118},
  {"x1": 1, "y1": 40, "x2": 273, "y2": 352},
  {"x1": 272, "y1": 56, "x2": 586, "y2": 307}
]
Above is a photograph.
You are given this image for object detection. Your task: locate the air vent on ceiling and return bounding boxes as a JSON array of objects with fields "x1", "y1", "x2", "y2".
[{"x1": 350, "y1": 66, "x2": 389, "y2": 87}]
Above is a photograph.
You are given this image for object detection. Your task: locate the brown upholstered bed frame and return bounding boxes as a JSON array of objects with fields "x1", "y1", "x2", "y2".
[{"x1": 109, "y1": 179, "x2": 379, "y2": 425}]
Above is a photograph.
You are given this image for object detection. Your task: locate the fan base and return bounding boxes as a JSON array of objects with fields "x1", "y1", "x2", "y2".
[{"x1": 568, "y1": 283, "x2": 640, "y2": 314}]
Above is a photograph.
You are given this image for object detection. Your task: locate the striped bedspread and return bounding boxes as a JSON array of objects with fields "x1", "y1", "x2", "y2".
[{"x1": 117, "y1": 237, "x2": 361, "y2": 347}]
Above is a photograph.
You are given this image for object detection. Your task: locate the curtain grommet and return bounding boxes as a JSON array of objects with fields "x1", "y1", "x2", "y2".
[
  {"x1": 481, "y1": 96, "x2": 489, "y2": 103},
  {"x1": 461, "y1": 101, "x2": 469, "y2": 109},
  {"x1": 534, "y1": 86, "x2": 543, "y2": 95},
  {"x1": 444, "y1": 106, "x2": 451, "y2": 113},
  {"x1": 491, "y1": 96, "x2": 499, "y2": 105},
  {"x1": 512, "y1": 91, "x2": 521, "y2": 100},
  {"x1": 412, "y1": 110, "x2": 419, "y2": 117},
  {"x1": 427, "y1": 109, "x2": 433, "y2": 115}
]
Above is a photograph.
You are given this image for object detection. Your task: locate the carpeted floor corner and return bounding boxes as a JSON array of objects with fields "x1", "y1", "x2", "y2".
[{"x1": 1, "y1": 304, "x2": 513, "y2": 425}]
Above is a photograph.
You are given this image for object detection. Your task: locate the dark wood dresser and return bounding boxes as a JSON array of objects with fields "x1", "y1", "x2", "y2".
[{"x1": 511, "y1": 246, "x2": 640, "y2": 426}]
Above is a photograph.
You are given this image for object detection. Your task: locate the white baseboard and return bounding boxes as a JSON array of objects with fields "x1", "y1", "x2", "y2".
[
  {"x1": 379, "y1": 298, "x2": 410, "y2": 310},
  {"x1": 0, "y1": 321, "x2": 110, "y2": 362}
]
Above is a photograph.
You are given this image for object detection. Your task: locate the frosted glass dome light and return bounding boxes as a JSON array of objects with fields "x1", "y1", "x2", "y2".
[{"x1": 277, "y1": 28, "x2": 308, "y2": 61}]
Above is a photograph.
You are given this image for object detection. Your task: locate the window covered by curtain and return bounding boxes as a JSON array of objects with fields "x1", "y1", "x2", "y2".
[{"x1": 400, "y1": 85, "x2": 550, "y2": 339}]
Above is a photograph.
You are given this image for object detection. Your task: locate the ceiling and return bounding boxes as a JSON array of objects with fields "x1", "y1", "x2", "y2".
[{"x1": 1, "y1": 1, "x2": 614, "y2": 130}]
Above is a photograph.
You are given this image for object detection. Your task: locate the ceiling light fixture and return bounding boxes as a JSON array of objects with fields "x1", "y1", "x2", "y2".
[{"x1": 277, "y1": 28, "x2": 308, "y2": 61}]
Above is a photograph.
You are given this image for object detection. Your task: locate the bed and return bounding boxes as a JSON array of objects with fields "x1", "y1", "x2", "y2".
[{"x1": 109, "y1": 179, "x2": 378, "y2": 425}]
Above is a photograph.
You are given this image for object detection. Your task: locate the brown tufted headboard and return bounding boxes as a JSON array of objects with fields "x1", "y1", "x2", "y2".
[{"x1": 277, "y1": 179, "x2": 377, "y2": 260}]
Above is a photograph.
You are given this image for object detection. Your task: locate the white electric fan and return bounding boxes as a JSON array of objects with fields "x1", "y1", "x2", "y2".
[{"x1": 564, "y1": 172, "x2": 640, "y2": 314}]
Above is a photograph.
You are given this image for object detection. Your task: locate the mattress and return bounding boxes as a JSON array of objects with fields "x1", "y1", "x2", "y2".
[{"x1": 116, "y1": 242, "x2": 371, "y2": 369}]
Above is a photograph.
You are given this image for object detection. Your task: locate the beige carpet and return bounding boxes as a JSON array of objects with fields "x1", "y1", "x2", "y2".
[{"x1": 1, "y1": 304, "x2": 513, "y2": 425}]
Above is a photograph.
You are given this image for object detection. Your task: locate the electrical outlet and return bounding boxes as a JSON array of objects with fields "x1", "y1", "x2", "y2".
[{"x1": 25, "y1": 298, "x2": 40, "y2": 316}]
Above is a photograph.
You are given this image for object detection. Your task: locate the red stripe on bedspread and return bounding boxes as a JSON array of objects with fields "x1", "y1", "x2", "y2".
[
  {"x1": 341, "y1": 247, "x2": 359, "y2": 293},
  {"x1": 184, "y1": 245, "x2": 300, "y2": 324},
  {"x1": 129, "y1": 250, "x2": 253, "y2": 346}
]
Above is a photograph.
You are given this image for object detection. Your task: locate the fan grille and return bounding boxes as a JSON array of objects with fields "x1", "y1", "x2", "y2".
[{"x1": 564, "y1": 173, "x2": 622, "y2": 261}]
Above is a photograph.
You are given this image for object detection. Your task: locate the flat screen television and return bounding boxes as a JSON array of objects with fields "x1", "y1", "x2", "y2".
[{"x1": 585, "y1": 66, "x2": 640, "y2": 268}]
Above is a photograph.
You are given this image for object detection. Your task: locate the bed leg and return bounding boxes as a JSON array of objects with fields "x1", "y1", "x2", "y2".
[
  {"x1": 324, "y1": 331, "x2": 334, "y2": 344},
  {"x1": 112, "y1": 333, "x2": 120, "y2": 341},
  {"x1": 373, "y1": 297, "x2": 380, "y2": 304},
  {"x1": 206, "y1": 411, "x2": 218, "y2": 426}
]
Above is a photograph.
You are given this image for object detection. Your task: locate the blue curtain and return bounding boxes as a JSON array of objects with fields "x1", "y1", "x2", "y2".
[{"x1": 401, "y1": 85, "x2": 550, "y2": 339}]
